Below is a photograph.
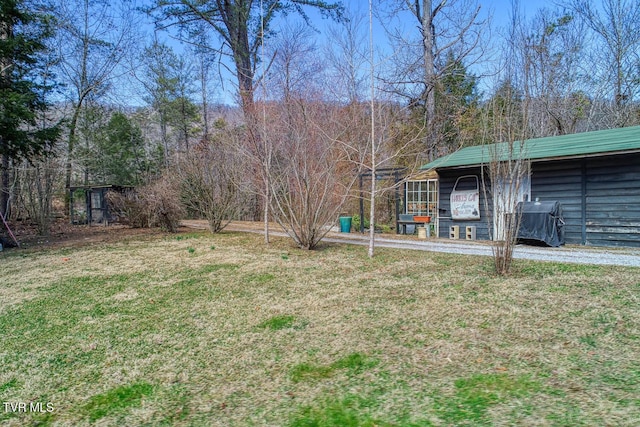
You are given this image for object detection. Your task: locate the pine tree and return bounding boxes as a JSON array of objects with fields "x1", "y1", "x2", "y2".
[
  {"x1": 0, "y1": 0, "x2": 60, "y2": 216},
  {"x1": 94, "y1": 112, "x2": 147, "y2": 186}
]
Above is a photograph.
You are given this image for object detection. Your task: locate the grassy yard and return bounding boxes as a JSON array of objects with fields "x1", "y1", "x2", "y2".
[{"x1": 0, "y1": 230, "x2": 639, "y2": 426}]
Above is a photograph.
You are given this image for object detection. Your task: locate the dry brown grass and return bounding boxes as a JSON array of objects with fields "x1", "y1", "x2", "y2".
[{"x1": 0, "y1": 229, "x2": 638, "y2": 426}]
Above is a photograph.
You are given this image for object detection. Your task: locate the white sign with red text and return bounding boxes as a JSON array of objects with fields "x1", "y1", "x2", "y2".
[{"x1": 450, "y1": 189, "x2": 480, "y2": 220}]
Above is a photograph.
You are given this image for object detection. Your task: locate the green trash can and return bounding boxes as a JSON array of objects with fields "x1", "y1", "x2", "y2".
[{"x1": 339, "y1": 216, "x2": 352, "y2": 233}]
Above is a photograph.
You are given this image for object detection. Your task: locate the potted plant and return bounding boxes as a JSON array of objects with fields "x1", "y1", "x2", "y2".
[{"x1": 413, "y1": 215, "x2": 431, "y2": 223}]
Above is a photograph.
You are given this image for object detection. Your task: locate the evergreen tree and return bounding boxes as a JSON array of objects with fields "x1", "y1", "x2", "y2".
[
  {"x1": 94, "y1": 112, "x2": 148, "y2": 186},
  {"x1": 147, "y1": 0, "x2": 344, "y2": 117},
  {"x1": 0, "y1": 0, "x2": 59, "y2": 159},
  {"x1": 435, "y1": 52, "x2": 482, "y2": 152},
  {"x1": 0, "y1": 0, "x2": 60, "y2": 216},
  {"x1": 142, "y1": 42, "x2": 199, "y2": 161},
  {"x1": 483, "y1": 80, "x2": 526, "y2": 144}
]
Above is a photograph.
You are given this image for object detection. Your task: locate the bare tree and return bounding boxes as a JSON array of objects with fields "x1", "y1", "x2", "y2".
[
  {"x1": 380, "y1": 0, "x2": 486, "y2": 157},
  {"x1": 148, "y1": 1, "x2": 345, "y2": 246},
  {"x1": 254, "y1": 25, "x2": 360, "y2": 250},
  {"x1": 269, "y1": 23, "x2": 323, "y2": 104},
  {"x1": 482, "y1": 135, "x2": 531, "y2": 275},
  {"x1": 501, "y1": 5, "x2": 592, "y2": 137},
  {"x1": 189, "y1": 28, "x2": 220, "y2": 142},
  {"x1": 362, "y1": 0, "x2": 429, "y2": 257},
  {"x1": 15, "y1": 156, "x2": 63, "y2": 236},
  {"x1": 267, "y1": 100, "x2": 359, "y2": 250},
  {"x1": 325, "y1": 5, "x2": 369, "y2": 104},
  {"x1": 53, "y1": 0, "x2": 139, "y2": 191},
  {"x1": 480, "y1": 3, "x2": 532, "y2": 275},
  {"x1": 479, "y1": 77, "x2": 531, "y2": 275},
  {"x1": 175, "y1": 137, "x2": 246, "y2": 233},
  {"x1": 567, "y1": 0, "x2": 640, "y2": 125}
]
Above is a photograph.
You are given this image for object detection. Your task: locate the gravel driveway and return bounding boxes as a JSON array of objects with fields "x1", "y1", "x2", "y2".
[
  {"x1": 183, "y1": 221, "x2": 640, "y2": 268},
  {"x1": 323, "y1": 233, "x2": 640, "y2": 267}
]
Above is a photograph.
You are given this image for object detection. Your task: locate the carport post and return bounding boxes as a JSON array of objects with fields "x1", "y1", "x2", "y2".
[
  {"x1": 394, "y1": 171, "x2": 401, "y2": 234},
  {"x1": 359, "y1": 174, "x2": 365, "y2": 233}
]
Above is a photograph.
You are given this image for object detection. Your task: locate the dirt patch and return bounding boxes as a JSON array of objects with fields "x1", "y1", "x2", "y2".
[{"x1": 1, "y1": 218, "x2": 183, "y2": 251}]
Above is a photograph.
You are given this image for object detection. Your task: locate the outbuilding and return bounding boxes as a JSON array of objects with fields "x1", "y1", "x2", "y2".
[
  {"x1": 419, "y1": 126, "x2": 640, "y2": 248},
  {"x1": 69, "y1": 185, "x2": 133, "y2": 225}
]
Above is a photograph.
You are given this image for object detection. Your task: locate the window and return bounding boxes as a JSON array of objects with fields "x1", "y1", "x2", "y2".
[
  {"x1": 91, "y1": 191, "x2": 102, "y2": 209},
  {"x1": 406, "y1": 179, "x2": 438, "y2": 218}
]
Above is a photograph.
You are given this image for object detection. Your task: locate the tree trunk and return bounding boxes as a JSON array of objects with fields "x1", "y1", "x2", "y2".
[
  {"x1": 368, "y1": 0, "x2": 376, "y2": 258},
  {"x1": 1, "y1": 19, "x2": 11, "y2": 218},
  {"x1": 421, "y1": 0, "x2": 436, "y2": 131},
  {"x1": 1, "y1": 154, "x2": 9, "y2": 219},
  {"x1": 420, "y1": 0, "x2": 440, "y2": 160},
  {"x1": 65, "y1": 102, "x2": 83, "y2": 192}
]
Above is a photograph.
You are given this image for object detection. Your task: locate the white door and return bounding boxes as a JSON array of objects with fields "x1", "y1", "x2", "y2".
[{"x1": 493, "y1": 174, "x2": 530, "y2": 240}]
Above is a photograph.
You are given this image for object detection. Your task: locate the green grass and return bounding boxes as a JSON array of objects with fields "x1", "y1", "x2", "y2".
[
  {"x1": 0, "y1": 229, "x2": 639, "y2": 426},
  {"x1": 434, "y1": 373, "x2": 543, "y2": 425},
  {"x1": 0, "y1": 378, "x2": 18, "y2": 393},
  {"x1": 290, "y1": 395, "x2": 394, "y2": 427},
  {"x1": 290, "y1": 352, "x2": 378, "y2": 383},
  {"x1": 82, "y1": 382, "x2": 155, "y2": 422},
  {"x1": 258, "y1": 314, "x2": 298, "y2": 330}
]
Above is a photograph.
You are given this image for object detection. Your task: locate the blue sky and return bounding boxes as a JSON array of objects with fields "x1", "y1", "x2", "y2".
[{"x1": 143, "y1": 0, "x2": 579, "y2": 106}]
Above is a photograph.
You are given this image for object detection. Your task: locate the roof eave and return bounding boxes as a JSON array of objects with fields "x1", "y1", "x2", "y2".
[{"x1": 425, "y1": 148, "x2": 640, "y2": 171}]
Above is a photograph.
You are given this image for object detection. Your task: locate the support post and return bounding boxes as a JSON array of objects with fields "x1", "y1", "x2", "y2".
[
  {"x1": 394, "y1": 171, "x2": 401, "y2": 233},
  {"x1": 581, "y1": 161, "x2": 587, "y2": 245},
  {"x1": 359, "y1": 174, "x2": 364, "y2": 233}
]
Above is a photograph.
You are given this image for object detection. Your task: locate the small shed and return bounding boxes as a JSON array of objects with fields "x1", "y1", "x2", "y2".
[
  {"x1": 69, "y1": 185, "x2": 133, "y2": 225},
  {"x1": 420, "y1": 126, "x2": 640, "y2": 248}
]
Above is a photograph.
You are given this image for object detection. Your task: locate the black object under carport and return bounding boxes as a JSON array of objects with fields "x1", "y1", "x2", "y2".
[{"x1": 516, "y1": 201, "x2": 565, "y2": 247}]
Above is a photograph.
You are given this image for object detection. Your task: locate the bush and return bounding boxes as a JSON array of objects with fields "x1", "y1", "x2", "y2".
[
  {"x1": 106, "y1": 190, "x2": 149, "y2": 228},
  {"x1": 145, "y1": 177, "x2": 184, "y2": 232},
  {"x1": 106, "y1": 177, "x2": 184, "y2": 232},
  {"x1": 351, "y1": 214, "x2": 370, "y2": 231},
  {"x1": 175, "y1": 144, "x2": 245, "y2": 233}
]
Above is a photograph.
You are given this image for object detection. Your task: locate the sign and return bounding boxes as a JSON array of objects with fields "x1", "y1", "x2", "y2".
[
  {"x1": 451, "y1": 190, "x2": 480, "y2": 220},
  {"x1": 450, "y1": 175, "x2": 480, "y2": 220}
]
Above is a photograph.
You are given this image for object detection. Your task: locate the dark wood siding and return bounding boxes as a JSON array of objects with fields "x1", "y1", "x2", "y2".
[
  {"x1": 437, "y1": 168, "x2": 492, "y2": 240},
  {"x1": 530, "y1": 160, "x2": 583, "y2": 244},
  {"x1": 436, "y1": 152, "x2": 640, "y2": 247},
  {"x1": 585, "y1": 154, "x2": 640, "y2": 247}
]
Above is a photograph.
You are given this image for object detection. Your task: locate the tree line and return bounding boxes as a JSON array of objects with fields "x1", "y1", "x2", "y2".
[{"x1": 1, "y1": 0, "x2": 638, "y2": 247}]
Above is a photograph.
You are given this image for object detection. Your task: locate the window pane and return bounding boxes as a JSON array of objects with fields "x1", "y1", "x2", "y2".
[{"x1": 91, "y1": 192, "x2": 102, "y2": 209}]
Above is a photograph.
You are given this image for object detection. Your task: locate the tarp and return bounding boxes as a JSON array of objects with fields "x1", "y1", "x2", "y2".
[{"x1": 517, "y1": 201, "x2": 565, "y2": 247}]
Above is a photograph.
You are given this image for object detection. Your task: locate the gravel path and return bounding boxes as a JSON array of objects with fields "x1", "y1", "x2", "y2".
[
  {"x1": 323, "y1": 233, "x2": 640, "y2": 267},
  {"x1": 183, "y1": 221, "x2": 640, "y2": 268}
]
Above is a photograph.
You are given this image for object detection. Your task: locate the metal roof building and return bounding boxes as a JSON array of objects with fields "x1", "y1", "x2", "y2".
[
  {"x1": 421, "y1": 126, "x2": 640, "y2": 170},
  {"x1": 420, "y1": 126, "x2": 640, "y2": 247}
]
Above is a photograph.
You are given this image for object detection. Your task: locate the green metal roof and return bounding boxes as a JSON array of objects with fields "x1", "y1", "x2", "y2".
[{"x1": 420, "y1": 126, "x2": 640, "y2": 170}]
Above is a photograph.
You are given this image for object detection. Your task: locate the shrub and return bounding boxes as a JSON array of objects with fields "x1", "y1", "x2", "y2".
[
  {"x1": 145, "y1": 177, "x2": 184, "y2": 232},
  {"x1": 106, "y1": 177, "x2": 184, "y2": 232},
  {"x1": 351, "y1": 215, "x2": 370, "y2": 231},
  {"x1": 175, "y1": 143, "x2": 246, "y2": 233},
  {"x1": 106, "y1": 190, "x2": 149, "y2": 228}
]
